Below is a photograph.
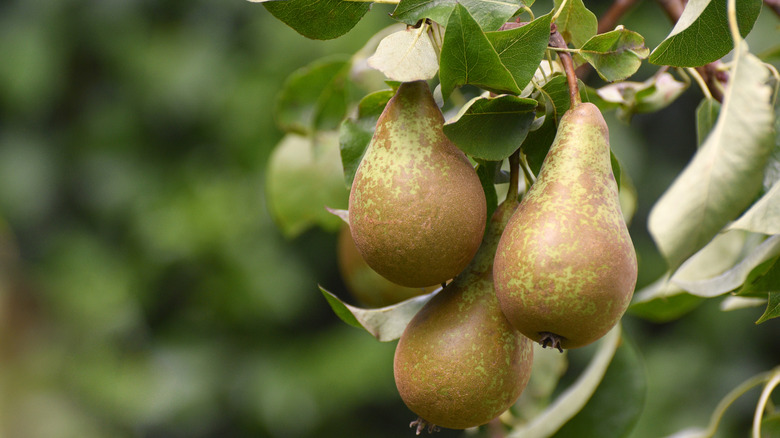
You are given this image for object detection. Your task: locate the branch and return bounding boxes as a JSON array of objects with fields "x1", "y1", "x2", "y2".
[{"x1": 549, "y1": 26, "x2": 581, "y2": 108}]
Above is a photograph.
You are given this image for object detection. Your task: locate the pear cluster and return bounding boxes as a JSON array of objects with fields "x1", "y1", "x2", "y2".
[{"x1": 346, "y1": 81, "x2": 637, "y2": 431}]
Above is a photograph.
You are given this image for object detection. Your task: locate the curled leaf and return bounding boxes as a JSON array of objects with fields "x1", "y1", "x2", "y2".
[
  {"x1": 367, "y1": 27, "x2": 439, "y2": 82},
  {"x1": 320, "y1": 286, "x2": 440, "y2": 342}
]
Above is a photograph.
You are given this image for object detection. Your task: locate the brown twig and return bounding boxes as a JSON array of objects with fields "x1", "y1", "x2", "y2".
[
  {"x1": 598, "y1": 0, "x2": 642, "y2": 33},
  {"x1": 549, "y1": 26, "x2": 581, "y2": 108},
  {"x1": 764, "y1": 0, "x2": 780, "y2": 18},
  {"x1": 508, "y1": 148, "x2": 521, "y2": 202}
]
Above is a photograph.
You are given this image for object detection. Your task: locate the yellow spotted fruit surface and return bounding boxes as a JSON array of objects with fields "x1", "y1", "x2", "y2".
[
  {"x1": 348, "y1": 81, "x2": 486, "y2": 288},
  {"x1": 493, "y1": 103, "x2": 637, "y2": 350}
]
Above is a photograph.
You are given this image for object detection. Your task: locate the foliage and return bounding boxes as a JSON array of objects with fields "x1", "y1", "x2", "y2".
[{"x1": 0, "y1": 0, "x2": 778, "y2": 437}]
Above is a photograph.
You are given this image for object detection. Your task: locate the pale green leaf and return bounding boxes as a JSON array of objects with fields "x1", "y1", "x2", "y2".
[
  {"x1": 367, "y1": 27, "x2": 439, "y2": 82},
  {"x1": 553, "y1": 0, "x2": 597, "y2": 48},
  {"x1": 320, "y1": 285, "x2": 440, "y2": 341},
  {"x1": 443, "y1": 94, "x2": 537, "y2": 161},
  {"x1": 265, "y1": 132, "x2": 349, "y2": 238},
  {"x1": 630, "y1": 231, "x2": 749, "y2": 321},
  {"x1": 513, "y1": 344, "x2": 569, "y2": 421},
  {"x1": 579, "y1": 27, "x2": 649, "y2": 83},
  {"x1": 598, "y1": 72, "x2": 688, "y2": 122},
  {"x1": 506, "y1": 326, "x2": 622, "y2": 438},
  {"x1": 720, "y1": 296, "x2": 766, "y2": 312},
  {"x1": 673, "y1": 235, "x2": 780, "y2": 297},
  {"x1": 728, "y1": 180, "x2": 780, "y2": 235},
  {"x1": 648, "y1": 0, "x2": 762, "y2": 67},
  {"x1": 695, "y1": 98, "x2": 721, "y2": 147},
  {"x1": 648, "y1": 45, "x2": 775, "y2": 270}
]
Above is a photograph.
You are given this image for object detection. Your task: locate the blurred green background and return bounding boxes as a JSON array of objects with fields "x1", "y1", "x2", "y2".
[{"x1": 0, "y1": 1, "x2": 778, "y2": 437}]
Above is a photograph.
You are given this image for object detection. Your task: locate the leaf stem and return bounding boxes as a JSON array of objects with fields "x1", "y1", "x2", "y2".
[
  {"x1": 700, "y1": 371, "x2": 772, "y2": 438},
  {"x1": 726, "y1": 0, "x2": 741, "y2": 51},
  {"x1": 686, "y1": 67, "x2": 714, "y2": 101},
  {"x1": 753, "y1": 369, "x2": 780, "y2": 438},
  {"x1": 549, "y1": 29, "x2": 581, "y2": 108},
  {"x1": 519, "y1": 154, "x2": 537, "y2": 188},
  {"x1": 551, "y1": 0, "x2": 569, "y2": 24}
]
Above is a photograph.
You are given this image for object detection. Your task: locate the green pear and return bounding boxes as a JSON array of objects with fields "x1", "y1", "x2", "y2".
[
  {"x1": 493, "y1": 102, "x2": 637, "y2": 350},
  {"x1": 336, "y1": 225, "x2": 438, "y2": 307},
  {"x1": 349, "y1": 81, "x2": 486, "y2": 287},
  {"x1": 393, "y1": 199, "x2": 533, "y2": 431}
]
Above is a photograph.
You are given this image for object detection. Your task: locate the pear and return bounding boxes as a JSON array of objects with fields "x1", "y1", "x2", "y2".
[
  {"x1": 493, "y1": 103, "x2": 637, "y2": 350},
  {"x1": 337, "y1": 225, "x2": 438, "y2": 307},
  {"x1": 393, "y1": 199, "x2": 533, "y2": 431},
  {"x1": 348, "y1": 81, "x2": 486, "y2": 288}
]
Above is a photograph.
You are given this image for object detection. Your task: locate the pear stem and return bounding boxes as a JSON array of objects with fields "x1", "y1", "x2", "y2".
[
  {"x1": 507, "y1": 149, "x2": 521, "y2": 203},
  {"x1": 549, "y1": 28, "x2": 581, "y2": 108}
]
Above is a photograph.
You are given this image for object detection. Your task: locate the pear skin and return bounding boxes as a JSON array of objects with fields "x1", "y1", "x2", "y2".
[
  {"x1": 493, "y1": 103, "x2": 637, "y2": 350},
  {"x1": 348, "y1": 81, "x2": 486, "y2": 288},
  {"x1": 337, "y1": 225, "x2": 437, "y2": 307},
  {"x1": 393, "y1": 199, "x2": 533, "y2": 430}
]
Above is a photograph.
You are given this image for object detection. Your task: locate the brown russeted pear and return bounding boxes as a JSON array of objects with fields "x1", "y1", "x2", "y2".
[
  {"x1": 336, "y1": 225, "x2": 438, "y2": 307},
  {"x1": 493, "y1": 102, "x2": 637, "y2": 350},
  {"x1": 393, "y1": 198, "x2": 533, "y2": 431},
  {"x1": 348, "y1": 81, "x2": 486, "y2": 288}
]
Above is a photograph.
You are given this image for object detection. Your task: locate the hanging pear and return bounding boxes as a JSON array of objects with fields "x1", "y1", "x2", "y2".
[
  {"x1": 394, "y1": 198, "x2": 533, "y2": 431},
  {"x1": 493, "y1": 102, "x2": 637, "y2": 350},
  {"x1": 349, "y1": 81, "x2": 486, "y2": 287}
]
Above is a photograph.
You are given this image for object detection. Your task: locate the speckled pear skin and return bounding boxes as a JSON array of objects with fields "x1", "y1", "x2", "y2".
[
  {"x1": 349, "y1": 81, "x2": 486, "y2": 287},
  {"x1": 393, "y1": 199, "x2": 533, "y2": 430},
  {"x1": 493, "y1": 103, "x2": 637, "y2": 350}
]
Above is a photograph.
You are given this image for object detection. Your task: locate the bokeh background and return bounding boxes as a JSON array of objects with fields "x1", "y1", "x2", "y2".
[{"x1": 0, "y1": 0, "x2": 778, "y2": 437}]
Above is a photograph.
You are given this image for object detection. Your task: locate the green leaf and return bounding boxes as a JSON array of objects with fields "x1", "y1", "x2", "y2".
[
  {"x1": 756, "y1": 292, "x2": 780, "y2": 323},
  {"x1": 736, "y1": 256, "x2": 780, "y2": 299},
  {"x1": 339, "y1": 90, "x2": 394, "y2": 186},
  {"x1": 648, "y1": 0, "x2": 763, "y2": 67},
  {"x1": 578, "y1": 27, "x2": 649, "y2": 82},
  {"x1": 486, "y1": 13, "x2": 553, "y2": 92},
  {"x1": 275, "y1": 57, "x2": 351, "y2": 135},
  {"x1": 506, "y1": 326, "x2": 622, "y2": 438},
  {"x1": 647, "y1": 45, "x2": 776, "y2": 271},
  {"x1": 728, "y1": 180, "x2": 780, "y2": 235},
  {"x1": 443, "y1": 95, "x2": 536, "y2": 161},
  {"x1": 630, "y1": 231, "x2": 748, "y2": 321},
  {"x1": 673, "y1": 235, "x2": 780, "y2": 297},
  {"x1": 366, "y1": 26, "x2": 439, "y2": 82},
  {"x1": 262, "y1": 0, "x2": 371, "y2": 40},
  {"x1": 439, "y1": 4, "x2": 521, "y2": 99},
  {"x1": 553, "y1": 334, "x2": 646, "y2": 438},
  {"x1": 391, "y1": 0, "x2": 528, "y2": 31},
  {"x1": 319, "y1": 285, "x2": 439, "y2": 341},
  {"x1": 553, "y1": 0, "x2": 597, "y2": 48},
  {"x1": 695, "y1": 98, "x2": 721, "y2": 147},
  {"x1": 476, "y1": 160, "x2": 500, "y2": 222},
  {"x1": 265, "y1": 132, "x2": 349, "y2": 238}
]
